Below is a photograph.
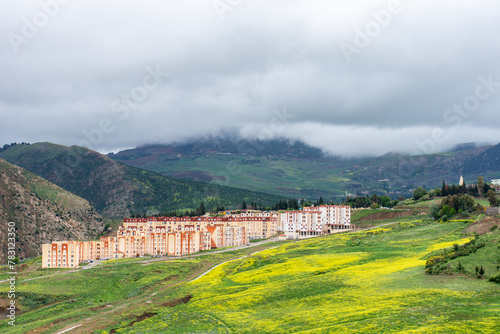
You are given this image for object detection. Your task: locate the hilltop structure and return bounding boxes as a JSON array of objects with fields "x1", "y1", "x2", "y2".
[{"x1": 42, "y1": 205, "x2": 351, "y2": 268}]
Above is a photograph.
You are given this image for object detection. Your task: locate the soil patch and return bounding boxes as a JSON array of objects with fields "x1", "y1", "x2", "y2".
[
  {"x1": 109, "y1": 312, "x2": 158, "y2": 334},
  {"x1": 0, "y1": 297, "x2": 21, "y2": 320},
  {"x1": 162, "y1": 275, "x2": 179, "y2": 282},
  {"x1": 162, "y1": 294, "x2": 192, "y2": 308},
  {"x1": 463, "y1": 217, "x2": 500, "y2": 235}
]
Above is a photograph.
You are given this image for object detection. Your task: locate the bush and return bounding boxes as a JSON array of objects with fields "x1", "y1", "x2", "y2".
[
  {"x1": 413, "y1": 187, "x2": 428, "y2": 201},
  {"x1": 489, "y1": 275, "x2": 500, "y2": 284}
]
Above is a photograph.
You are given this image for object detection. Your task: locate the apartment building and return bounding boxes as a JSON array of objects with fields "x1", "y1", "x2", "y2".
[
  {"x1": 303, "y1": 205, "x2": 351, "y2": 227},
  {"x1": 281, "y1": 205, "x2": 352, "y2": 239},
  {"x1": 224, "y1": 211, "x2": 279, "y2": 240},
  {"x1": 41, "y1": 205, "x2": 352, "y2": 268},
  {"x1": 41, "y1": 240, "x2": 81, "y2": 269},
  {"x1": 42, "y1": 216, "x2": 248, "y2": 268}
]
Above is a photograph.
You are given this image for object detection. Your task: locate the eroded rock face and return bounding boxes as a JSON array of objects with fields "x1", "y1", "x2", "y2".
[{"x1": 0, "y1": 158, "x2": 104, "y2": 262}]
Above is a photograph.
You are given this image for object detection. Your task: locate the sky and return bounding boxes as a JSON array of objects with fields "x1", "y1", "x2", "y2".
[{"x1": 1, "y1": 0, "x2": 500, "y2": 157}]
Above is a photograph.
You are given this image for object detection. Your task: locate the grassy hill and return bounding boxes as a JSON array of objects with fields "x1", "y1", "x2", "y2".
[
  {"x1": 0, "y1": 158, "x2": 104, "y2": 262},
  {"x1": 0, "y1": 143, "x2": 286, "y2": 218},
  {"x1": 108, "y1": 138, "x2": 500, "y2": 200},
  {"x1": 1, "y1": 217, "x2": 499, "y2": 333}
]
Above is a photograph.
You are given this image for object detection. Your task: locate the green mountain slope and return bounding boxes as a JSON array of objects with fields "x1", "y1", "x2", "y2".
[
  {"x1": 0, "y1": 143, "x2": 286, "y2": 219},
  {"x1": 108, "y1": 138, "x2": 499, "y2": 199},
  {"x1": 461, "y1": 142, "x2": 500, "y2": 175},
  {"x1": 0, "y1": 158, "x2": 103, "y2": 262}
]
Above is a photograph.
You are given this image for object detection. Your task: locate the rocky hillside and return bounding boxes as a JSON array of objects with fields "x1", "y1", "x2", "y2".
[
  {"x1": 0, "y1": 143, "x2": 286, "y2": 219},
  {"x1": 0, "y1": 159, "x2": 104, "y2": 262}
]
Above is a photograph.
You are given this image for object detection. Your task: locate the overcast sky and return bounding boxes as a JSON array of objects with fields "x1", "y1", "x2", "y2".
[{"x1": 1, "y1": 0, "x2": 500, "y2": 157}]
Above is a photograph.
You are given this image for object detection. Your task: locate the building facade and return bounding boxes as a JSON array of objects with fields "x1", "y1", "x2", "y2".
[
  {"x1": 280, "y1": 205, "x2": 352, "y2": 239},
  {"x1": 42, "y1": 205, "x2": 352, "y2": 268},
  {"x1": 42, "y1": 216, "x2": 248, "y2": 268}
]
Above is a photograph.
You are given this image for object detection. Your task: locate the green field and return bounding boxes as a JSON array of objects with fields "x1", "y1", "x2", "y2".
[{"x1": 1, "y1": 219, "x2": 499, "y2": 333}]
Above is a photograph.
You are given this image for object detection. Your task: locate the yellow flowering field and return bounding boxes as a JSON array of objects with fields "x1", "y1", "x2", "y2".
[
  {"x1": 1, "y1": 220, "x2": 499, "y2": 333},
  {"x1": 129, "y1": 220, "x2": 500, "y2": 333}
]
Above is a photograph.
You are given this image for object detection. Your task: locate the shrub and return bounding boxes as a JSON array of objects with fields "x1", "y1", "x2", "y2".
[{"x1": 489, "y1": 275, "x2": 500, "y2": 284}]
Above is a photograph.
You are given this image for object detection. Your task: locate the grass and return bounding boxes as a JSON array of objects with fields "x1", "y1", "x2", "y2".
[{"x1": 1, "y1": 219, "x2": 499, "y2": 333}]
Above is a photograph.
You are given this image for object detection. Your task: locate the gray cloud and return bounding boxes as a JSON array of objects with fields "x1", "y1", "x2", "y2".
[{"x1": 1, "y1": 0, "x2": 500, "y2": 156}]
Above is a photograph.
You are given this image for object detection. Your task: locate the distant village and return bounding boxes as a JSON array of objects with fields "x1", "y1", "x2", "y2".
[{"x1": 42, "y1": 205, "x2": 351, "y2": 268}]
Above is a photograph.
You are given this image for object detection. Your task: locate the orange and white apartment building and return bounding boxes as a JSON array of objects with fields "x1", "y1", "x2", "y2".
[
  {"x1": 42, "y1": 216, "x2": 248, "y2": 268},
  {"x1": 42, "y1": 205, "x2": 351, "y2": 268}
]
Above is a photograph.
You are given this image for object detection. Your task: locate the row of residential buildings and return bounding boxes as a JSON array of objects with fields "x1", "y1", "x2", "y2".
[{"x1": 42, "y1": 205, "x2": 352, "y2": 268}]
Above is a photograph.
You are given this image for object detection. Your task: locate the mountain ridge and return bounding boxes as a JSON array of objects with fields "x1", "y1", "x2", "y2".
[
  {"x1": 0, "y1": 142, "x2": 286, "y2": 219},
  {"x1": 108, "y1": 137, "x2": 500, "y2": 198}
]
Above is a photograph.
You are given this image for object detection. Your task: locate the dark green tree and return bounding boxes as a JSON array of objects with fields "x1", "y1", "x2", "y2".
[
  {"x1": 413, "y1": 187, "x2": 427, "y2": 201},
  {"x1": 487, "y1": 190, "x2": 499, "y2": 207},
  {"x1": 479, "y1": 265, "x2": 485, "y2": 277},
  {"x1": 370, "y1": 193, "x2": 380, "y2": 205},
  {"x1": 380, "y1": 196, "x2": 392, "y2": 207},
  {"x1": 199, "y1": 202, "x2": 206, "y2": 215}
]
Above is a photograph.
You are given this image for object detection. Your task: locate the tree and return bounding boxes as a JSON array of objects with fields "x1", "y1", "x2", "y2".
[
  {"x1": 433, "y1": 188, "x2": 442, "y2": 197},
  {"x1": 413, "y1": 187, "x2": 427, "y2": 201},
  {"x1": 479, "y1": 265, "x2": 485, "y2": 277},
  {"x1": 478, "y1": 176, "x2": 485, "y2": 196},
  {"x1": 457, "y1": 194, "x2": 476, "y2": 212},
  {"x1": 370, "y1": 194, "x2": 380, "y2": 205},
  {"x1": 442, "y1": 180, "x2": 447, "y2": 196},
  {"x1": 486, "y1": 190, "x2": 498, "y2": 207},
  {"x1": 429, "y1": 203, "x2": 440, "y2": 219},
  {"x1": 199, "y1": 202, "x2": 206, "y2": 215},
  {"x1": 380, "y1": 196, "x2": 392, "y2": 208},
  {"x1": 318, "y1": 197, "x2": 325, "y2": 205},
  {"x1": 242, "y1": 201, "x2": 247, "y2": 210}
]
